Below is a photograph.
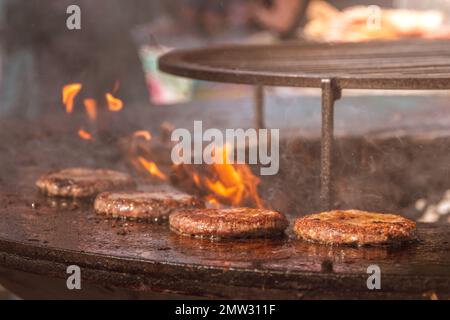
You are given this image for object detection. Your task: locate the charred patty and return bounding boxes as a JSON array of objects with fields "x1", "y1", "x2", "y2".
[
  {"x1": 169, "y1": 207, "x2": 289, "y2": 239},
  {"x1": 294, "y1": 210, "x2": 417, "y2": 246},
  {"x1": 94, "y1": 191, "x2": 205, "y2": 222},
  {"x1": 36, "y1": 168, "x2": 136, "y2": 198}
]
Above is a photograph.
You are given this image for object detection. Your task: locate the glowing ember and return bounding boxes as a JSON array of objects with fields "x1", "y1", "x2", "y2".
[
  {"x1": 62, "y1": 83, "x2": 82, "y2": 114},
  {"x1": 105, "y1": 93, "x2": 123, "y2": 112},
  {"x1": 137, "y1": 156, "x2": 167, "y2": 180},
  {"x1": 133, "y1": 130, "x2": 152, "y2": 141},
  {"x1": 83, "y1": 99, "x2": 98, "y2": 121},
  {"x1": 78, "y1": 129, "x2": 93, "y2": 141}
]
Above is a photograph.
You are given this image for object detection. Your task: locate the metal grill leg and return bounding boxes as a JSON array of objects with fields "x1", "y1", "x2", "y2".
[
  {"x1": 254, "y1": 85, "x2": 265, "y2": 129},
  {"x1": 320, "y1": 79, "x2": 341, "y2": 211}
]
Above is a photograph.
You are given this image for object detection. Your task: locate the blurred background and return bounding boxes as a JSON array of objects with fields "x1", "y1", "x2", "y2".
[{"x1": 1, "y1": 0, "x2": 450, "y2": 115}]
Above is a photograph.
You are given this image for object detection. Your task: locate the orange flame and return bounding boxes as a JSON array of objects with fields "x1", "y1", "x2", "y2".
[
  {"x1": 83, "y1": 99, "x2": 97, "y2": 121},
  {"x1": 138, "y1": 156, "x2": 167, "y2": 180},
  {"x1": 182, "y1": 145, "x2": 264, "y2": 208},
  {"x1": 205, "y1": 195, "x2": 222, "y2": 208},
  {"x1": 127, "y1": 131, "x2": 263, "y2": 208},
  {"x1": 62, "y1": 83, "x2": 82, "y2": 113},
  {"x1": 192, "y1": 172, "x2": 201, "y2": 187},
  {"x1": 78, "y1": 129, "x2": 93, "y2": 141},
  {"x1": 105, "y1": 93, "x2": 123, "y2": 112},
  {"x1": 133, "y1": 130, "x2": 152, "y2": 141}
]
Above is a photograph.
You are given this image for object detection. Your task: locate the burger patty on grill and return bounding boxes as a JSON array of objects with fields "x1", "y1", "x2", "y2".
[
  {"x1": 294, "y1": 210, "x2": 417, "y2": 246},
  {"x1": 94, "y1": 191, "x2": 205, "y2": 222},
  {"x1": 36, "y1": 168, "x2": 136, "y2": 198},
  {"x1": 169, "y1": 207, "x2": 289, "y2": 239}
]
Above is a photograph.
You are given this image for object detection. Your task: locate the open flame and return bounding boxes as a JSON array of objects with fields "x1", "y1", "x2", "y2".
[
  {"x1": 63, "y1": 80, "x2": 264, "y2": 208},
  {"x1": 204, "y1": 145, "x2": 264, "y2": 208},
  {"x1": 105, "y1": 93, "x2": 123, "y2": 112},
  {"x1": 126, "y1": 130, "x2": 264, "y2": 208},
  {"x1": 83, "y1": 99, "x2": 98, "y2": 121},
  {"x1": 62, "y1": 83, "x2": 82, "y2": 114},
  {"x1": 137, "y1": 156, "x2": 167, "y2": 180},
  {"x1": 133, "y1": 130, "x2": 152, "y2": 141},
  {"x1": 178, "y1": 144, "x2": 264, "y2": 208},
  {"x1": 205, "y1": 195, "x2": 221, "y2": 208},
  {"x1": 61, "y1": 81, "x2": 124, "y2": 141},
  {"x1": 78, "y1": 129, "x2": 93, "y2": 141},
  {"x1": 126, "y1": 130, "x2": 168, "y2": 181}
]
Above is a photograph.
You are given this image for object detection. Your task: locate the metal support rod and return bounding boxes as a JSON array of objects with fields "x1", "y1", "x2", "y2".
[
  {"x1": 320, "y1": 79, "x2": 341, "y2": 211},
  {"x1": 254, "y1": 85, "x2": 265, "y2": 129}
]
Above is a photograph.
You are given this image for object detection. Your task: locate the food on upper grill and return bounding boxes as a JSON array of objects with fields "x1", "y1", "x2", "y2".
[
  {"x1": 304, "y1": 0, "x2": 449, "y2": 42},
  {"x1": 294, "y1": 210, "x2": 417, "y2": 246},
  {"x1": 36, "y1": 168, "x2": 136, "y2": 198},
  {"x1": 94, "y1": 191, "x2": 204, "y2": 222},
  {"x1": 169, "y1": 207, "x2": 289, "y2": 239}
]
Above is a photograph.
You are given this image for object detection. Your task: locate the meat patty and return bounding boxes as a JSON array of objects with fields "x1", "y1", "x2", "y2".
[
  {"x1": 36, "y1": 168, "x2": 136, "y2": 198},
  {"x1": 94, "y1": 191, "x2": 205, "y2": 222},
  {"x1": 169, "y1": 207, "x2": 289, "y2": 239},
  {"x1": 294, "y1": 210, "x2": 417, "y2": 246}
]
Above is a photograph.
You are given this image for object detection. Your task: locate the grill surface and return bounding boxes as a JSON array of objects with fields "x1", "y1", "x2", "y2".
[
  {"x1": 1, "y1": 188, "x2": 450, "y2": 299},
  {"x1": 159, "y1": 40, "x2": 450, "y2": 90},
  {"x1": 1, "y1": 168, "x2": 450, "y2": 299},
  {"x1": 1, "y1": 102, "x2": 450, "y2": 299}
]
